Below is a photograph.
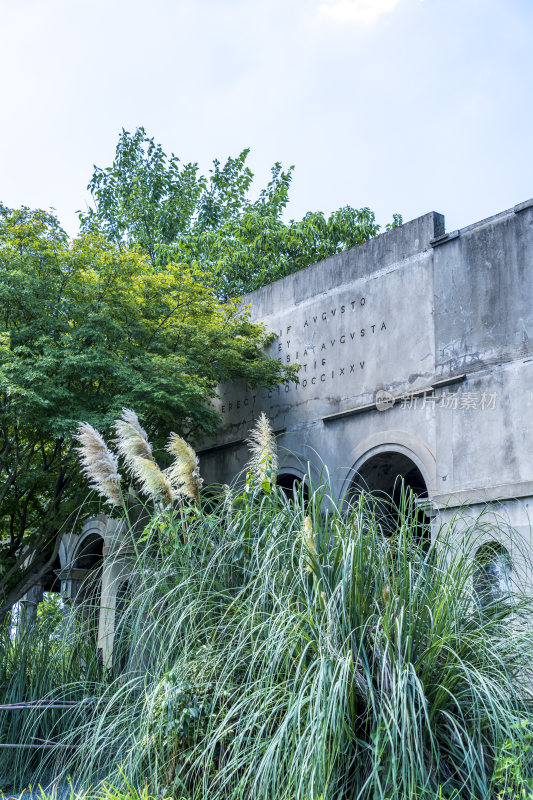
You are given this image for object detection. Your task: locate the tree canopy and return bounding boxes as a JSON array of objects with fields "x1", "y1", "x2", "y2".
[
  {"x1": 80, "y1": 127, "x2": 402, "y2": 299},
  {"x1": 0, "y1": 204, "x2": 294, "y2": 614},
  {"x1": 1, "y1": 127, "x2": 402, "y2": 613}
]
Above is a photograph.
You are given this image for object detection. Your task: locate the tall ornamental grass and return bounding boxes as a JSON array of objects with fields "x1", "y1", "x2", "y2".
[{"x1": 2, "y1": 413, "x2": 533, "y2": 799}]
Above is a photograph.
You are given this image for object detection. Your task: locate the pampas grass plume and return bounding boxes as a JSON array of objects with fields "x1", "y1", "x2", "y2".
[
  {"x1": 222, "y1": 483, "x2": 234, "y2": 521},
  {"x1": 113, "y1": 409, "x2": 175, "y2": 506},
  {"x1": 132, "y1": 457, "x2": 174, "y2": 507},
  {"x1": 165, "y1": 433, "x2": 203, "y2": 503},
  {"x1": 76, "y1": 422, "x2": 122, "y2": 506},
  {"x1": 302, "y1": 515, "x2": 316, "y2": 572},
  {"x1": 113, "y1": 408, "x2": 153, "y2": 471},
  {"x1": 246, "y1": 412, "x2": 278, "y2": 485}
]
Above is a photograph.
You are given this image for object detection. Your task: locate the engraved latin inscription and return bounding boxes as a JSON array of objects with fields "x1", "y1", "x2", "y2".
[{"x1": 219, "y1": 294, "x2": 389, "y2": 419}]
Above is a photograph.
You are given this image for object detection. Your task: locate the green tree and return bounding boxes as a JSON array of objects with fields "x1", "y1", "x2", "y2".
[
  {"x1": 80, "y1": 127, "x2": 402, "y2": 299},
  {"x1": 0, "y1": 204, "x2": 294, "y2": 615}
]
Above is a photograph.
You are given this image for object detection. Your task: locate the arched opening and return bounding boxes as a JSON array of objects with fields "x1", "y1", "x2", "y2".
[
  {"x1": 73, "y1": 531, "x2": 104, "y2": 636},
  {"x1": 276, "y1": 473, "x2": 309, "y2": 505},
  {"x1": 74, "y1": 532, "x2": 103, "y2": 571},
  {"x1": 474, "y1": 542, "x2": 512, "y2": 608},
  {"x1": 350, "y1": 450, "x2": 430, "y2": 546}
]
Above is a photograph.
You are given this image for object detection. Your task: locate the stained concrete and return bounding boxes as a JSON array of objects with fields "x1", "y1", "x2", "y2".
[{"x1": 198, "y1": 199, "x2": 533, "y2": 553}]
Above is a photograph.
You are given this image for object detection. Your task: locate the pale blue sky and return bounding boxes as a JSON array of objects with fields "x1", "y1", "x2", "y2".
[{"x1": 1, "y1": 0, "x2": 532, "y2": 237}]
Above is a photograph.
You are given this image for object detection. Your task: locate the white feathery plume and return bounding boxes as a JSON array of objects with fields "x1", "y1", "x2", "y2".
[
  {"x1": 76, "y1": 422, "x2": 122, "y2": 506},
  {"x1": 222, "y1": 483, "x2": 234, "y2": 521},
  {"x1": 302, "y1": 516, "x2": 316, "y2": 573},
  {"x1": 164, "y1": 432, "x2": 203, "y2": 503},
  {"x1": 246, "y1": 412, "x2": 278, "y2": 485},
  {"x1": 131, "y1": 456, "x2": 175, "y2": 507},
  {"x1": 113, "y1": 408, "x2": 175, "y2": 506},
  {"x1": 113, "y1": 408, "x2": 153, "y2": 472}
]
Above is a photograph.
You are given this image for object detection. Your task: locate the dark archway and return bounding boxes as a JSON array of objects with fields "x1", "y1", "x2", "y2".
[
  {"x1": 351, "y1": 451, "x2": 430, "y2": 545},
  {"x1": 74, "y1": 532, "x2": 103, "y2": 571},
  {"x1": 277, "y1": 473, "x2": 309, "y2": 505},
  {"x1": 73, "y1": 532, "x2": 104, "y2": 634}
]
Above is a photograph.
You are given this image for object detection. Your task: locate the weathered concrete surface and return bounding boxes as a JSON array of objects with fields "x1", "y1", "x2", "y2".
[
  {"x1": 198, "y1": 198, "x2": 533, "y2": 553},
  {"x1": 201, "y1": 212, "x2": 443, "y2": 459}
]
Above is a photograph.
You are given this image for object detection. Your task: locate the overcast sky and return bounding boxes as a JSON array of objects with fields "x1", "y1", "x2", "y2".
[{"x1": 1, "y1": 0, "x2": 532, "y2": 238}]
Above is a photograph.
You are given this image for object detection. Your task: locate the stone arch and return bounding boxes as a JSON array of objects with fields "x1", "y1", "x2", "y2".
[
  {"x1": 19, "y1": 517, "x2": 109, "y2": 632},
  {"x1": 58, "y1": 514, "x2": 110, "y2": 572},
  {"x1": 276, "y1": 468, "x2": 309, "y2": 504},
  {"x1": 343, "y1": 432, "x2": 436, "y2": 545},
  {"x1": 73, "y1": 531, "x2": 104, "y2": 571},
  {"x1": 74, "y1": 518, "x2": 107, "y2": 561},
  {"x1": 275, "y1": 445, "x2": 313, "y2": 503},
  {"x1": 340, "y1": 430, "x2": 436, "y2": 500},
  {"x1": 61, "y1": 519, "x2": 106, "y2": 637},
  {"x1": 351, "y1": 451, "x2": 428, "y2": 501}
]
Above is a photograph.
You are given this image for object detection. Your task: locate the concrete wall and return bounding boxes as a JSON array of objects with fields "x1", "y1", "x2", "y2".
[{"x1": 198, "y1": 197, "x2": 533, "y2": 553}]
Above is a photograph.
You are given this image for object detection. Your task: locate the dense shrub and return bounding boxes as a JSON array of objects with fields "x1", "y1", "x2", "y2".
[{"x1": 2, "y1": 443, "x2": 533, "y2": 799}]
